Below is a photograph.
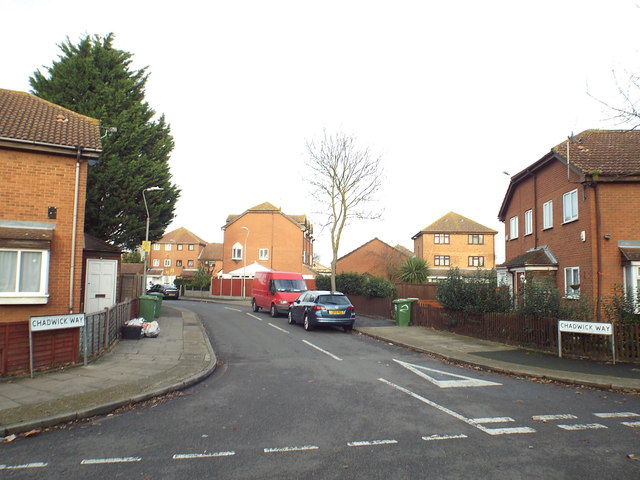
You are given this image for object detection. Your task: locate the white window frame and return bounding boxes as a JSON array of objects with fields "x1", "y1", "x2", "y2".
[
  {"x1": 563, "y1": 189, "x2": 578, "y2": 223},
  {"x1": 187, "y1": 260, "x2": 194, "y2": 267},
  {"x1": 509, "y1": 216, "x2": 519, "y2": 240},
  {"x1": 177, "y1": 244, "x2": 183, "y2": 251},
  {"x1": 232, "y1": 242, "x2": 243, "y2": 260},
  {"x1": 524, "y1": 209, "x2": 533, "y2": 236},
  {"x1": 153, "y1": 244, "x2": 160, "y2": 251},
  {"x1": 165, "y1": 244, "x2": 172, "y2": 251},
  {"x1": 164, "y1": 259, "x2": 171, "y2": 267},
  {"x1": 188, "y1": 244, "x2": 195, "y2": 251},
  {"x1": 259, "y1": 248, "x2": 269, "y2": 260},
  {"x1": 0, "y1": 248, "x2": 50, "y2": 304},
  {"x1": 152, "y1": 259, "x2": 160, "y2": 267},
  {"x1": 564, "y1": 266, "x2": 580, "y2": 298},
  {"x1": 543, "y1": 200, "x2": 553, "y2": 230}
]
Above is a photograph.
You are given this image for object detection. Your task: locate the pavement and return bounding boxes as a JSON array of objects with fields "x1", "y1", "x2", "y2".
[{"x1": 1, "y1": 300, "x2": 639, "y2": 437}]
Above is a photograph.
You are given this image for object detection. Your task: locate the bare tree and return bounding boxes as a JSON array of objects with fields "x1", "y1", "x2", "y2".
[
  {"x1": 306, "y1": 130, "x2": 383, "y2": 292},
  {"x1": 589, "y1": 70, "x2": 640, "y2": 129}
]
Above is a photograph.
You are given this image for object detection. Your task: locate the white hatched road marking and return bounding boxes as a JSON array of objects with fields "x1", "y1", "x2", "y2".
[
  {"x1": 533, "y1": 414, "x2": 578, "y2": 421},
  {"x1": 470, "y1": 417, "x2": 514, "y2": 424},
  {"x1": 268, "y1": 322, "x2": 290, "y2": 334},
  {"x1": 173, "y1": 451, "x2": 235, "y2": 459},
  {"x1": 423, "y1": 434, "x2": 468, "y2": 441},
  {"x1": 264, "y1": 445, "x2": 319, "y2": 453},
  {"x1": 81, "y1": 457, "x2": 142, "y2": 465},
  {"x1": 378, "y1": 378, "x2": 535, "y2": 436},
  {"x1": 246, "y1": 313, "x2": 263, "y2": 321},
  {"x1": 622, "y1": 421, "x2": 640, "y2": 428},
  {"x1": 558, "y1": 423, "x2": 608, "y2": 431},
  {"x1": 225, "y1": 307, "x2": 242, "y2": 312},
  {"x1": 593, "y1": 412, "x2": 640, "y2": 419},
  {"x1": 347, "y1": 439, "x2": 398, "y2": 447},
  {"x1": 392, "y1": 359, "x2": 502, "y2": 388},
  {"x1": 0, "y1": 463, "x2": 48, "y2": 470},
  {"x1": 302, "y1": 340, "x2": 343, "y2": 361}
]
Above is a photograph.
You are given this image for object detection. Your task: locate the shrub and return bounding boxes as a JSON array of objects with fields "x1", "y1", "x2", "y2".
[
  {"x1": 397, "y1": 257, "x2": 429, "y2": 284},
  {"x1": 603, "y1": 284, "x2": 640, "y2": 324},
  {"x1": 363, "y1": 276, "x2": 397, "y2": 299},
  {"x1": 437, "y1": 268, "x2": 511, "y2": 315},
  {"x1": 313, "y1": 273, "x2": 396, "y2": 298},
  {"x1": 516, "y1": 275, "x2": 561, "y2": 319}
]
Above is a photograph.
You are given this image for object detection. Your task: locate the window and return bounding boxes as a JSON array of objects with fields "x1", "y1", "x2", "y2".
[
  {"x1": 564, "y1": 267, "x2": 580, "y2": 298},
  {"x1": 434, "y1": 234, "x2": 450, "y2": 244},
  {"x1": 0, "y1": 249, "x2": 49, "y2": 303},
  {"x1": 152, "y1": 259, "x2": 159, "y2": 267},
  {"x1": 164, "y1": 259, "x2": 171, "y2": 267},
  {"x1": 176, "y1": 260, "x2": 183, "y2": 267},
  {"x1": 509, "y1": 216, "x2": 519, "y2": 239},
  {"x1": 563, "y1": 189, "x2": 578, "y2": 223},
  {"x1": 232, "y1": 242, "x2": 243, "y2": 260},
  {"x1": 468, "y1": 256, "x2": 485, "y2": 267},
  {"x1": 543, "y1": 200, "x2": 553, "y2": 229},
  {"x1": 188, "y1": 244, "x2": 194, "y2": 251},
  {"x1": 468, "y1": 234, "x2": 484, "y2": 245},
  {"x1": 177, "y1": 244, "x2": 183, "y2": 251},
  {"x1": 153, "y1": 244, "x2": 160, "y2": 251},
  {"x1": 259, "y1": 248, "x2": 269, "y2": 260},
  {"x1": 434, "y1": 255, "x2": 450, "y2": 266},
  {"x1": 524, "y1": 209, "x2": 533, "y2": 236},
  {"x1": 187, "y1": 260, "x2": 194, "y2": 267}
]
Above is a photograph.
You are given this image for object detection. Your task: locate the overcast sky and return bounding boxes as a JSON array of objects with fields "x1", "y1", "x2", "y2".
[{"x1": 4, "y1": 0, "x2": 639, "y2": 264}]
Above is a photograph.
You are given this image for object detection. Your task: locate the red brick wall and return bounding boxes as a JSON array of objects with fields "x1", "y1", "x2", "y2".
[
  {"x1": 0, "y1": 148, "x2": 87, "y2": 323},
  {"x1": 337, "y1": 239, "x2": 408, "y2": 280}
]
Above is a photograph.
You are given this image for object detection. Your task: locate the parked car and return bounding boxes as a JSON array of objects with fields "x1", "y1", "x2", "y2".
[
  {"x1": 147, "y1": 284, "x2": 180, "y2": 300},
  {"x1": 288, "y1": 290, "x2": 355, "y2": 332}
]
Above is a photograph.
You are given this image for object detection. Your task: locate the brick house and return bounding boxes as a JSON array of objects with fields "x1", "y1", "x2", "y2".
[
  {"x1": 0, "y1": 89, "x2": 101, "y2": 375},
  {"x1": 412, "y1": 212, "x2": 497, "y2": 279},
  {"x1": 148, "y1": 227, "x2": 222, "y2": 285},
  {"x1": 220, "y1": 202, "x2": 314, "y2": 277},
  {"x1": 497, "y1": 130, "x2": 640, "y2": 319},
  {"x1": 336, "y1": 238, "x2": 412, "y2": 280}
]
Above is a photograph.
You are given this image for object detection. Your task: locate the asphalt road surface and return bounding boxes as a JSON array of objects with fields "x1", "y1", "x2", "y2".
[{"x1": 2, "y1": 300, "x2": 639, "y2": 479}]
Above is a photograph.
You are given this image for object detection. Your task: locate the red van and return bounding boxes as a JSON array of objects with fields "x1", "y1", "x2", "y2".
[{"x1": 252, "y1": 271, "x2": 308, "y2": 317}]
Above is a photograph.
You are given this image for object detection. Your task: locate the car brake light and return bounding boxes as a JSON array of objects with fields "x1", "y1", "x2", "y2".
[
  {"x1": 347, "y1": 306, "x2": 355, "y2": 311},
  {"x1": 312, "y1": 305, "x2": 327, "y2": 311}
]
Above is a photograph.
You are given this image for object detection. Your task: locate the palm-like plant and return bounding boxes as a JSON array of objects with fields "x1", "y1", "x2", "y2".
[{"x1": 398, "y1": 257, "x2": 430, "y2": 284}]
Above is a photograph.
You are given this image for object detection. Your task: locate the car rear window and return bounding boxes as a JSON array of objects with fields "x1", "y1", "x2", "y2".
[{"x1": 317, "y1": 295, "x2": 350, "y2": 306}]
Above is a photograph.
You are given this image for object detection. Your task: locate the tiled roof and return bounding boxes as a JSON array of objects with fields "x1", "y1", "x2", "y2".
[
  {"x1": 157, "y1": 227, "x2": 208, "y2": 245},
  {"x1": 620, "y1": 247, "x2": 640, "y2": 262},
  {"x1": 199, "y1": 242, "x2": 223, "y2": 261},
  {"x1": 0, "y1": 89, "x2": 101, "y2": 152},
  {"x1": 552, "y1": 130, "x2": 640, "y2": 177},
  {"x1": 501, "y1": 246, "x2": 558, "y2": 268},
  {"x1": 415, "y1": 212, "x2": 497, "y2": 237},
  {"x1": 224, "y1": 202, "x2": 312, "y2": 232}
]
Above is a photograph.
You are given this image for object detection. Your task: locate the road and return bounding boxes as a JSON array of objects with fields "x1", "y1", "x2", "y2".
[{"x1": 2, "y1": 300, "x2": 639, "y2": 479}]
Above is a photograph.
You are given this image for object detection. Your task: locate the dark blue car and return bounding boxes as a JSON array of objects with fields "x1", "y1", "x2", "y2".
[{"x1": 288, "y1": 290, "x2": 355, "y2": 332}]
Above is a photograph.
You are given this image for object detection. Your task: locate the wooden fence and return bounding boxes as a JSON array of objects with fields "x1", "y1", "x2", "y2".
[
  {"x1": 82, "y1": 299, "x2": 138, "y2": 360},
  {"x1": 412, "y1": 302, "x2": 640, "y2": 363}
]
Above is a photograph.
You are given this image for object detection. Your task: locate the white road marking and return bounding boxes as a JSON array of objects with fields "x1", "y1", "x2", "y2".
[
  {"x1": 225, "y1": 307, "x2": 242, "y2": 312},
  {"x1": 422, "y1": 434, "x2": 468, "y2": 441},
  {"x1": 622, "y1": 421, "x2": 640, "y2": 428},
  {"x1": 0, "y1": 463, "x2": 48, "y2": 470},
  {"x1": 263, "y1": 445, "x2": 319, "y2": 453},
  {"x1": 81, "y1": 457, "x2": 142, "y2": 465},
  {"x1": 378, "y1": 378, "x2": 535, "y2": 436},
  {"x1": 268, "y1": 323, "x2": 289, "y2": 334},
  {"x1": 470, "y1": 417, "x2": 514, "y2": 424},
  {"x1": 533, "y1": 414, "x2": 578, "y2": 421},
  {"x1": 347, "y1": 439, "x2": 398, "y2": 447},
  {"x1": 593, "y1": 412, "x2": 639, "y2": 419},
  {"x1": 392, "y1": 359, "x2": 501, "y2": 388},
  {"x1": 557, "y1": 423, "x2": 608, "y2": 431},
  {"x1": 173, "y1": 451, "x2": 235, "y2": 459},
  {"x1": 246, "y1": 313, "x2": 263, "y2": 321},
  {"x1": 302, "y1": 340, "x2": 343, "y2": 361}
]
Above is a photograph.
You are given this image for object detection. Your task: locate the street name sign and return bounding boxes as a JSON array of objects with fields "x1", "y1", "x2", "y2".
[
  {"x1": 557, "y1": 320, "x2": 615, "y2": 363},
  {"x1": 30, "y1": 313, "x2": 86, "y2": 332}
]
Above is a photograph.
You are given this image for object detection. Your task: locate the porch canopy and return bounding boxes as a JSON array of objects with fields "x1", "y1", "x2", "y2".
[{"x1": 219, "y1": 261, "x2": 272, "y2": 279}]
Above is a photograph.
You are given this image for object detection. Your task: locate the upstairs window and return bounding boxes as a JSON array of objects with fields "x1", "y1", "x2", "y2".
[
  {"x1": 177, "y1": 244, "x2": 184, "y2": 251},
  {"x1": 165, "y1": 244, "x2": 171, "y2": 251},
  {"x1": 524, "y1": 209, "x2": 533, "y2": 236},
  {"x1": 232, "y1": 242, "x2": 243, "y2": 260},
  {"x1": 152, "y1": 259, "x2": 159, "y2": 267},
  {"x1": 259, "y1": 248, "x2": 269, "y2": 260},
  {"x1": 509, "y1": 216, "x2": 519, "y2": 240},
  {"x1": 543, "y1": 200, "x2": 553, "y2": 229},
  {"x1": 153, "y1": 244, "x2": 160, "y2": 251},
  {"x1": 164, "y1": 259, "x2": 171, "y2": 267},
  {"x1": 468, "y1": 234, "x2": 484, "y2": 245},
  {"x1": 563, "y1": 189, "x2": 578, "y2": 223},
  {"x1": 188, "y1": 244, "x2": 195, "y2": 251},
  {"x1": 434, "y1": 234, "x2": 450, "y2": 244}
]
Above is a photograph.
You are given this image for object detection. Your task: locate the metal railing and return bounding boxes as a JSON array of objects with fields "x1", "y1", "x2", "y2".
[{"x1": 80, "y1": 299, "x2": 138, "y2": 361}]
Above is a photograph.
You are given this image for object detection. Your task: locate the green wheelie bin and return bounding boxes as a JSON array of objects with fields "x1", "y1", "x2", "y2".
[{"x1": 392, "y1": 298, "x2": 419, "y2": 326}]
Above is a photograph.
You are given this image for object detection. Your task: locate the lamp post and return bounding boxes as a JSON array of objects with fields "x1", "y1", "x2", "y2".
[
  {"x1": 242, "y1": 226, "x2": 250, "y2": 298},
  {"x1": 143, "y1": 186, "x2": 163, "y2": 292}
]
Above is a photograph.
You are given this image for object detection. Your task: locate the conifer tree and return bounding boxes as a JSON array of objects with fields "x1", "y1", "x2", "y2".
[{"x1": 30, "y1": 33, "x2": 179, "y2": 249}]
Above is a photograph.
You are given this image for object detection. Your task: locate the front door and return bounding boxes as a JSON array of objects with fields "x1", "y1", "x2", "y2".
[{"x1": 85, "y1": 259, "x2": 117, "y2": 313}]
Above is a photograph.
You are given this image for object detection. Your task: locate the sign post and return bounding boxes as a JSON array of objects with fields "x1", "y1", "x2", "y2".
[
  {"x1": 29, "y1": 313, "x2": 86, "y2": 378},
  {"x1": 557, "y1": 320, "x2": 615, "y2": 364}
]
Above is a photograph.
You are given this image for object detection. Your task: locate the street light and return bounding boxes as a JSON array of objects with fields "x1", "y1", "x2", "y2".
[
  {"x1": 242, "y1": 226, "x2": 250, "y2": 298},
  {"x1": 143, "y1": 186, "x2": 163, "y2": 292}
]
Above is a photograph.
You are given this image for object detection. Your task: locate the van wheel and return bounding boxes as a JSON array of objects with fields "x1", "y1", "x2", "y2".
[
  {"x1": 304, "y1": 314, "x2": 313, "y2": 331},
  {"x1": 288, "y1": 310, "x2": 295, "y2": 325},
  {"x1": 270, "y1": 304, "x2": 278, "y2": 318},
  {"x1": 252, "y1": 299, "x2": 259, "y2": 312}
]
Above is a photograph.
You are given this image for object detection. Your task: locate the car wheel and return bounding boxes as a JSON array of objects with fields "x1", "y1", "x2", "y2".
[
  {"x1": 270, "y1": 304, "x2": 278, "y2": 318},
  {"x1": 288, "y1": 310, "x2": 295, "y2": 325},
  {"x1": 252, "y1": 299, "x2": 259, "y2": 312},
  {"x1": 303, "y1": 313, "x2": 313, "y2": 331}
]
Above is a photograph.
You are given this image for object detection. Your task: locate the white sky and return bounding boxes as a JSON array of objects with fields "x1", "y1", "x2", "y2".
[{"x1": 3, "y1": 0, "x2": 639, "y2": 264}]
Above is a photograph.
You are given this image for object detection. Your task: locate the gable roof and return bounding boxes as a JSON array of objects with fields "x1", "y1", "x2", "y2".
[
  {"x1": 199, "y1": 242, "x2": 223, "y2": 261},
  {"x1": 412, "y1": 212, "x2": 497, "y2": 239},
  {"x1": 499, "y1": 129, "x2": 640, "y2": 221},
  {"x1": 157, "y1": 227, "x2": 208, "y2": 245},
  {"x1": 500, "y1": 246, "x2": 558, "y2": 269},
  {"x1": 224, "y1": 202, "x2": 312, "y2": 233},
  {"x1": 338, "y1": 237, "x2": 413, "y2": 262},
  {"x1": 0, "y1": 89, "x2": 102, "y2": 155}
]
